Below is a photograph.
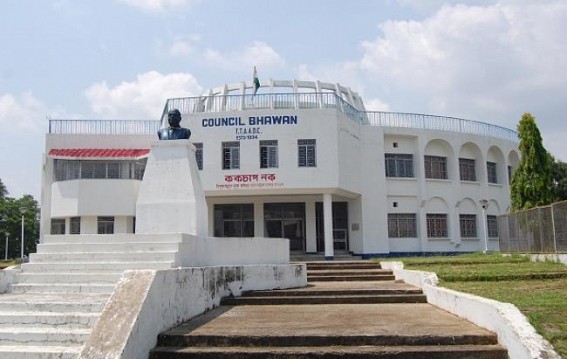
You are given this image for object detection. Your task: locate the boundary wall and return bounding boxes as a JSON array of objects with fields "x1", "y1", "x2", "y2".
[{"x1": 380, "y1": 261, "x2": 560, "y2": 359}]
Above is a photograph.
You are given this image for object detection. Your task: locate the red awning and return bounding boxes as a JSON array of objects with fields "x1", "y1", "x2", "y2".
[{"x1": 48, "y1": 148, "x2": 150, "y2": 159}]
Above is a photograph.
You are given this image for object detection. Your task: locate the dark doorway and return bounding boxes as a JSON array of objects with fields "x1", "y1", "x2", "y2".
[
  {"x1": 264, "y1": 203, "x2": 306, "y2": 251},
  {"x1": 316, "y1": 202, "x2": 349, "y2": 252}
]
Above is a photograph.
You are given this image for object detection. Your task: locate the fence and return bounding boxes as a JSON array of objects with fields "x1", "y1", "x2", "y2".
[{"x1": 498, "y1": 200, "x2": 567, "y2": 253}]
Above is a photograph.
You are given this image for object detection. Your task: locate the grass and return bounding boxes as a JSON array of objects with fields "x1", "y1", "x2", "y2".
[{"x1": 387, "y1": 253, "x2": 567, "y2": 358}]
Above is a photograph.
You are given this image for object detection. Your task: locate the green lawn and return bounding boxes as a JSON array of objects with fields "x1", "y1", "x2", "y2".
[{"x1": 385, "y1": 253, "x2": 567, "y2": 358}]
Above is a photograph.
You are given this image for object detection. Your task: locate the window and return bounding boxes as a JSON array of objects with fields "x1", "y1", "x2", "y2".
[
  {"x1": 70, "y1": 217, "x2": 81, "y2": 234},
  {"x1": 459, "y1": 158, "x2": 476, "y2": 181},
  {"x1": 426, "y1": 214, "x2": 448, "y2": 238},
  {"x1": 388, "y1": 213, "x2": 417, "y2": 238},
  {"x1": 487, "y1": 162, "x2": 498, "y2": 183},
  {"x1": 385, "y1": 154, "x2": 414, "y2": 178},
  {"x1": 260, "y1": 140, "x2": 278, "y2": 168},
  {"x1": 222, "y1": 142, "x2": 240, "y2": 170},
  {"x1": 424, "y1": 156, "x2": 448, "y2": 179},
  {"x1": 298, "y1": 139, "x2": 316, "y2": 167},
  {"x1": 53, "y1": 159, "x2": 147, "y2": 182},
  {"x1": 50, "y1": 219, "x2": 65, "y2": 235},
  {"x1": 507, "y1": 166, "x2": 512, "y2": 184},
  {"x1": 97, "y1": 216, "x2": 114, "y2": 234},
  {"x1": 194, "y1": 143, "x2": 203, "y2": 170},
  {"x1": 487, "y1": 215, "x2": 498, "y2": 238},
  {"x1": 214, "y1": 204, "x2": 254, "y2": 237},
  {"x1": 459, "y1": 214, "x2": 477, "y2": 238}
]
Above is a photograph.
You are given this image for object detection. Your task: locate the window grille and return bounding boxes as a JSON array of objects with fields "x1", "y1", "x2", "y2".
[
  {"x1": 385, "y1": 153, "x2": 414, "y2": 178},
  {"x1": 298, "y1": 139, "x2": 316, "y2": 167},
  {"x1": 50, "y1": 219, "x2": 65, "y2": 235},
  {"x1": 460, "y1": 214, "x2": 477, "y2": 238},
  {"x1": 388, "y1": 213, "x2": 417, "y2": 238},
  {"x1": 53, "y1": 159, "x2": 147, "y2": 181},
  {"x1": 222, "y1": 142, "x2": 240, "y2": 170},
  {"x1": 194, "y1": 143, "x2": 203, "y2": 170},
  {"x1": 487, "y1": 215, "x2": 498, "y2": 238},
  {"x1": 260, "y1": 140, "x2": 278, "y2": 168},
  {"x1": 424, "y1": 155, "x2": 448, "y2": 179},
  {"x1": 97, "y1": 216, "x2": 114, "y2": 234},
  {"x1": 70, "y1": 217, "x2": 81, "y2": 234},
  {"x1": 487, "y1": 162, "x2": 498, "y2": 183},
  {"x1": 214, "y1": 204, "x2": 254, "y2": 237},
  {"x1": 459, "y1": 158, "x2": 476, "y2": 181},
  {"x1": 426, "y1": 213, "x2": 448, "y2": 238}
]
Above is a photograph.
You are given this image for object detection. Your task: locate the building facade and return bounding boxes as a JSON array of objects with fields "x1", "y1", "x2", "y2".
[{"x1": 40, "y1": 79, "x2": 519, "y2": 258}]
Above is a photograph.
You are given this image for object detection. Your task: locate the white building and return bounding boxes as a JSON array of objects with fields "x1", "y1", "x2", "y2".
[{"x1": 40, "y1": 79, "x2": 519, "y2": 259}]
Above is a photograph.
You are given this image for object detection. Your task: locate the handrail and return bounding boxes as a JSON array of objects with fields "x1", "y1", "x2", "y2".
[{"x1": 48, "y1": 119, "x2": 160, "y2": 135}]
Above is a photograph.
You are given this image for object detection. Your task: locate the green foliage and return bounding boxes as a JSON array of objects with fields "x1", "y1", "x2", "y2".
[
  {"x1": 510, "y1": 113, "x2": 554, "y2": 211},
  {"x1": 0, "y1": 178, "x2": 7, "y2": 199},
  {"x1": 0, "y1": 180, "x2": 40, "y2": 259},
  {"x1": 552, "y1": 159, "x2": 567, "y2": 201}
]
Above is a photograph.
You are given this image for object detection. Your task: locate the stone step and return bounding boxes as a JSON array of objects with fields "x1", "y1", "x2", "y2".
[
  {"x1": 0, "y1": 312, "x2": 99, "y2": 328},
  {"x1": 21, "y1": 261, "x2": 175, "y2": 273},
  {"x1": 15, "y1": 272, "x2": 123, "y2": 284},
  {"x1": 306, "y1": 269, "x2": 392, "y2": 275},
  {"x1": 149, "y1": 344, "x2": 508, "y2": 359},
  {"x1": 0, "y1": 327, "x2": 90, "y2": 346},
  {"x1": 307, "y1": 274, "x2": 395, "y2": 281},
  {"x1": 157, "y1": 332, "x2": 498, "y2": 348},
  {"x1": 306, "y1": 262, "x2": 382, "y2": 270},
  {"x1": 42, "y1": 233, "x2": 183, "y2": 244},
  {"x1": 10, "y1": 283, "x2": 116, "y2": 295},
  {"x1": 221, "y1": 294, "x2": 427, "y2": 305},
  {"x1": 0, "y1": 345, "x2": 80, "y2": 359},
  {"x1": 0, "y1": 294, "x2": 108, "y2": 313},
  {"x1": 239, "y1": 287, "x2": 423, "y2": 297},
  {"x1": 29, "y1": 251, "x2": 177, "y2": 263},
  {"x1": 36, "y1": 241, "x2": 180, "y2": 253}
]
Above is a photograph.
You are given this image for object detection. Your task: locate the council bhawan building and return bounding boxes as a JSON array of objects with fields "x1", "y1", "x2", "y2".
[{"x1": 40, "y1": 79, "x2": 519, "y2": 259}]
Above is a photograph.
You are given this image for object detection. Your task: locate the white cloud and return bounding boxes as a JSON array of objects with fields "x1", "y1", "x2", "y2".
[
  {"x1": 364, "y1": 98, "x2": 391, "y2": 112},
  {"x1": 0, "y1": 92, "x2": 49, "y2": 134},
  {"x1": 356, "y1": 1, "x2": 567, "y2": 128},
  {"x1": 202, "y1": 41, "x2": 285, "y2": 71},
  {"x1": 115, "y1": 0, "x2": 195, "y2": 12},
  {"x1": 167, "y1": 34, "x2": 201, "y2": 57},
  {"x1": 84, "y1": 71, "x2": 203, "y2": 119}
]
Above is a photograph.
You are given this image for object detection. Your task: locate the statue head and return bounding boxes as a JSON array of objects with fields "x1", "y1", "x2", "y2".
[{"x1": 167, "y1": 109, "x2": 182, "y2": 128}]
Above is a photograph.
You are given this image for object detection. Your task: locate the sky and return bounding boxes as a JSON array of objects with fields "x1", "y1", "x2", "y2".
[{"x1": 1, "y1": 0, "x2": 567, "y2": 200}]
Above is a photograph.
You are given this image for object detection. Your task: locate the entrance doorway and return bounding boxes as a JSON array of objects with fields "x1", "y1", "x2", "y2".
[
  {"x1": 316, "y1": 201, "x2": 349, "y2": 252},
  {"x1": 264, "y1": 203, "x2": 306, "y2": 251}
]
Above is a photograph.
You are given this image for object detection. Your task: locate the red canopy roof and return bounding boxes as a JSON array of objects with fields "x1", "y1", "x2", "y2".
[{"x1": 48, "y1": 148, "x2": 150, "y2": 159}]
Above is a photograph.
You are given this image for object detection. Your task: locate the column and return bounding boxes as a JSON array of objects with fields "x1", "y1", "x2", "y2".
[{"x1": 323, "y1": 193, "x2": 334, "y2": 260}]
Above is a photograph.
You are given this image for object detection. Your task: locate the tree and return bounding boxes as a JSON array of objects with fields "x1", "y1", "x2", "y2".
[
  {"x1": 510, "y1": 113, "x2": 554, "y2": 211},
  {"x1": 0, "y1": 178, "x2": 7, "y2": 199},
  {"x1": 552, "y1": 159, "x2": 567, "y2": 201}
]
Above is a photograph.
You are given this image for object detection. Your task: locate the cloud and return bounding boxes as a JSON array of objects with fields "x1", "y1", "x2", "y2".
[
  {"x1": 167, "y1": 34, "x2": 201, "y2": 57},
  {"x1": 115, "y1": 0, "x2": 196, "y2": 12},
  {"x1": 84, "y1": 71, "x2": 203, "y2": 119},
  {"x1": 358, "y1": 2, "x2": 567, "y2": 122},
  {"x1": 202, "y1": 41, "x2": 285, "y2": 71},
  {"x1": 364, "y1": 98, "x2": 391, "y2": 112},
  {"x1": 0, "y1": 92, "x2": 50, "y2": 134}
]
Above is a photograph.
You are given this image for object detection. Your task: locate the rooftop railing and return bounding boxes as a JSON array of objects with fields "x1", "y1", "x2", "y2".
[
  {"x1": 49, "y1": 93, "x2": 518, "y2": 143},
  {"x1": 48, "y1": 119, "x2": 160, "y2": 135}
]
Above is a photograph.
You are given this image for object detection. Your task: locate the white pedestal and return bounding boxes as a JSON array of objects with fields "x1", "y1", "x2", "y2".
[{"x1": 135, "y1": 140, "x2": 208, "y2": 237}]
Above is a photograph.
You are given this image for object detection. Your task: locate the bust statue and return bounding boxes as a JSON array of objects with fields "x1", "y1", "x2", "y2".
[{"x1": 158, "y1": 109, "x2": 191, "y2": 140}]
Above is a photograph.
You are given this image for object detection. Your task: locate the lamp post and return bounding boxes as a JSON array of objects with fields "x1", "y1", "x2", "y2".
[
  {"x1": 479, "y1": 200, "x2": 489, "y2": 254},
  {"x1": 19, "y1": 207, "x2": 26, "y2": 262}
]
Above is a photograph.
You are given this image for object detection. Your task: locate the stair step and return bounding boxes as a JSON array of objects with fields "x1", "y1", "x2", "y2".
[
  {"x1": 29, "y1": 251, "x2": 177, "y2": 262},
  {"x1": 10, "y1": 283, "x2": 116, "y2": 294},
  {"x1": 21, "y1": 261, "x2": 175, "y2": 272},
  {"x1": 0, "y1": 327, "x2": 91, "y2": 346},
  {"x1": 307, "y1": 275, "x2": 395, "y2": 281},
  {"x1": 36, "y1": 242, "x2": 179, "y2": 253},
  {"x1": 42, "y1": 234, "x2": 183, "y2": 244},
  {"x1": 0, "y1": 311, "x2": 99, "y2": 328},
  {"x1": 221, "y1": 294, "x2": 427, "y2": 305},
  {"x1": 0, "y1": 294, "x2": 108, "y2": 313},
  {"x1": 150, "y1": 344, "x2": 508, "y2": 359},
  {"x1": 306, "y1": 263, "x2": 382, "y2": 270},
  {"x1": 240, "y1": 288, "x2": 423, "y2": 297},
  {"x1": 15, "y1": 272, "x2": 123, "y2": 284},
  {"x1": 0, "y1": 345, "x2": 81, "y2": 359},
  {"x1": 307, "y1": 269, "x2": 392, "y2": 275}
]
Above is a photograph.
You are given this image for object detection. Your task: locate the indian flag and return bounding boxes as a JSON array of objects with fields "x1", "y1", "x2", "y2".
[{"x1": 253, "y1": 66, "x2": 260, "y2": 96}]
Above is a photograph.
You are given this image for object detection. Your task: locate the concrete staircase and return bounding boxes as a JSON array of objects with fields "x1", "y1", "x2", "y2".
[
  {"x1": 150, "y1": 261, "x2": 508, "y2": 358},
  {"x1": 0, "y1": 234, "x2": 181, "y2": 359}
]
